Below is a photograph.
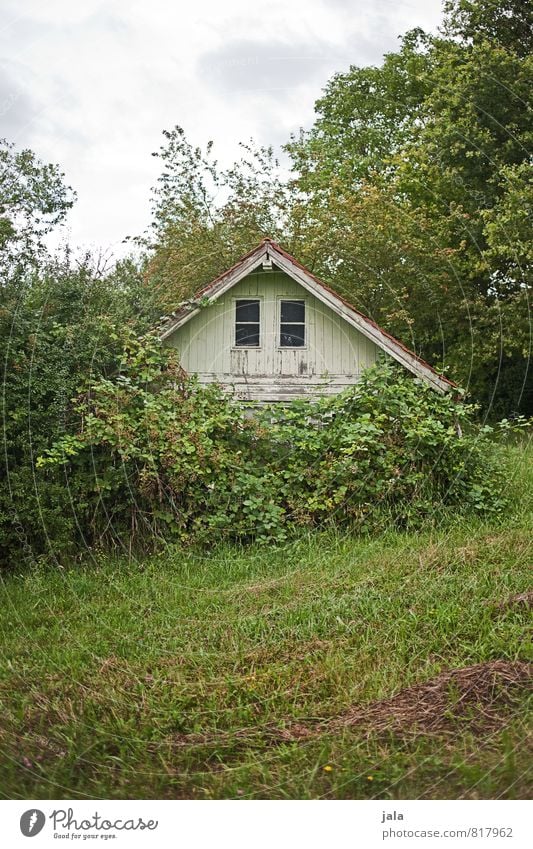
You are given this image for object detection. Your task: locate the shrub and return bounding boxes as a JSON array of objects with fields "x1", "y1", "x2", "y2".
[
  {"x1": 259, "y1": 365, "x2": 509, "y2": 531},
  {"x1": 0, "y1": 256, "x2": 155, "y2": 567},
  {"x1": 37, "y1": 336, "x2": 517, "y2": 554}
]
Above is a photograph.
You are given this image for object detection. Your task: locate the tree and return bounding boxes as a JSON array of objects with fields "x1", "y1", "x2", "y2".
[
  {"x1": 0, "y1": 247, "x2": 154, "y2": 566},
  {"x1": 0, "y1": 139, "x2": 75, "y2": 272},
  {"x1": 286, "y1": 29, "x2": 434, "y2": 193},
  {"x1": 441, "y1": 0, "x2": 533, "y2": 56},
  {"x1": 287, "y1": 0, "x2": 532, "y2": 415},
  {"x1": 393, "y1": 33, "x2": 531, "y2": 412},
  {"x1": 143, "y1": 126, "x2": 299, "y2": 312}
]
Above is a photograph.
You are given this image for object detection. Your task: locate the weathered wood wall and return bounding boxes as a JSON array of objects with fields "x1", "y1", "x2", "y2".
[{"x1": 165, "y1": 269, "x2": 378, "y2": 401}]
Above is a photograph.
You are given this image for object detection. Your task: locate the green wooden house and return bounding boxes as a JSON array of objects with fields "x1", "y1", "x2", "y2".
[{"x1": 159, "y1": 239, "x2": 454, "y2": 402}]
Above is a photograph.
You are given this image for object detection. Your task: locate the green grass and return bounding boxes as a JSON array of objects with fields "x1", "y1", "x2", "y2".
[{"x1": 0, "y1": 442, "x2": 531, "y2": 799}]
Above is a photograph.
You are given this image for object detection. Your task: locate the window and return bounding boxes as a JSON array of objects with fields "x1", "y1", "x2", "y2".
[
  {"x1": 235, "y1": 299, "x2": 260, "y2": 347},
  {"x1": 280, "y1": 300, "x2": 305, "y2": 347}
]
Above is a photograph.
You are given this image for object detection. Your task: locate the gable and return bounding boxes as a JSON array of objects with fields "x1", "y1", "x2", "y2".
[
  {"x1": 159, "y1": 239, "x2": 455, "y2": 394},
  {"x1": 165, "y1": 268, "x2": 379, "y2": 380}
]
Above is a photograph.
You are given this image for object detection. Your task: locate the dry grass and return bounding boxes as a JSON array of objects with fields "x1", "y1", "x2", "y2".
[
  {"x1": 164, "y1": 660, "x2": 532, "y2": 749},
  {"x1": 275, "y1": 660, "x2": 532, "y2": 741},
  {"x1": 491, "y1": 592, "x2": 533, "y2": 612}
]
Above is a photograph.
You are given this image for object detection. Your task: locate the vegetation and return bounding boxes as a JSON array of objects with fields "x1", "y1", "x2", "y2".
[
  {"x1": 38, "y1": 336, "x2": 516, "y2": 552},
  {"x1": 148, "y1": 0, "x2": 532, "y2": 416},
  {"x1": 0, "y1": 0, "x2": 531, "y2": 801},
  {"x1": 0, "y1": 440, "x2": 531, "y2": 799},
  {"x1": 0, "y1": 139, "x2": 74, "y2": 272},
  {"x1": 0, "y1": 254, "x2": 156, "y2": 567},
  {"x1": 1, "y1": 0, "x2": 531, "y2": 567}
]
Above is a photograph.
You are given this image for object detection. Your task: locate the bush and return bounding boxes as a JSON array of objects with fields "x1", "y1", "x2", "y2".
[
  {"x1": 0, "y1": 256, "x2": 155, "y2": 567},
  {"x1": 259, "y1": 366, "x2": 509, "y2": 531},
  {"x1": 37, "y1": 337, "x2": 516, "y2": 555}
]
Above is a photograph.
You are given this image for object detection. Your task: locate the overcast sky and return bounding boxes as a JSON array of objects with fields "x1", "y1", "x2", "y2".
[{"x1": 1, "y1": 0, "x2": 444, "y2": 254}]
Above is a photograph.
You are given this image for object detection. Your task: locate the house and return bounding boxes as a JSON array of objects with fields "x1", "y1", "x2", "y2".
[{"x1": 159, "y1": 238, "x2": 454, "y2": 402}]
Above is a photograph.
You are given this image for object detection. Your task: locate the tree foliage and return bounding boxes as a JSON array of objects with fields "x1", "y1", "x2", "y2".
[
  {"x1": 144, "y1": 128, "x2": 299, "y2": 312},
  {"x1": 284, "y1": 0, "x2": 532, "y2": 416},
  {"x1": 0, "y1": 251, "x2": 155, "y2": 565},
  {"x1": 0, "y1": 139, "x2": 74, "y2": 271},
  {"x1": 441, "y1": 0, "x2": 533, "y2": 55}
]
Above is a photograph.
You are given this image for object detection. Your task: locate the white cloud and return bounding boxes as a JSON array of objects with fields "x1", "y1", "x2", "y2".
[{"x1": 0, "y1": 0, "x2": 444, "y2": 252}]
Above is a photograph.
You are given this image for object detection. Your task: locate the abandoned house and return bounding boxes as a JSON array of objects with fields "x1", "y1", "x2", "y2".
[{"x1": 159, "y1": 239, "x2": 454, "y2": 402}]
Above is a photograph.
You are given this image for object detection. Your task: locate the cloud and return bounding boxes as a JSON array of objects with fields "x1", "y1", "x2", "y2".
[
  {"x1": 0, "y1": 0, "x2": 445, "y2": 250},
  {"x1": 198, "y1": 38, "x2": 335, "y2": 97},
  {"x1": 0, "y1": 65, "x2": 40, "y2": 142}
]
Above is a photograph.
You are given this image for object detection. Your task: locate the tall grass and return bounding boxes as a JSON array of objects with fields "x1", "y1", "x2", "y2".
[{"x1": 0, "y1": 441, "x2": 531, "y2": 799}]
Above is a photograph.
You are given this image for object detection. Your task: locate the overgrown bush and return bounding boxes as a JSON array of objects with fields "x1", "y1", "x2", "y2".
[
  {"x1": 259, "y1": 370, "x2": 509, "y2": 530},
  {"x1": 37, "y1": 336, "x2": 519, "y2": 555},
  {"x1": 0, "y1": 256, "x2": 155, "y2": 567}
]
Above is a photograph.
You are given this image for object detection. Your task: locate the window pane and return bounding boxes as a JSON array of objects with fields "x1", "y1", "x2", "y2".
[
  {"x1": 236, "y1": 324, "x2": 260, "y2": 346},
  {"x1": 280, "y1": 324, "x2": 305, "y2": 347},
  {"x1": 281, "y1": 300, "x2": 305, "y2": 323},
  {"x1": 236, "y1": 299, "x2": 260, "y2": 322}
]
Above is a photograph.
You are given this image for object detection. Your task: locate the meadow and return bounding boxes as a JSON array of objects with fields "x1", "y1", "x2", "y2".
[{"x1": 0, "y1": 441, "x2": 531, "y2": 800}]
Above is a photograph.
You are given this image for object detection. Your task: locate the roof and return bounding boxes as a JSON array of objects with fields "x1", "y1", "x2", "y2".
[{"x1": 158, "y1": 238, "x2": 456, "y2": 394}]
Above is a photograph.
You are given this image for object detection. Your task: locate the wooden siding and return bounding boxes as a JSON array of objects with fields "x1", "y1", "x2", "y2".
[{"x1": 165, "y1": 270, "x2": 379, "y2": 401}]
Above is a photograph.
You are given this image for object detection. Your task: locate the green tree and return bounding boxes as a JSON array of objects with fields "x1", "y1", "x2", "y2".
[
  {"x1": 0, "y1": 248, "x2": 154, "y2": 566},
  {"x1": 140, "y1": 127, "x2": 287, "y2": 309},
  {"x1": 0, "y1": 139, "x2": 74, "y2": 272},
  {"x1": 144, "y1": 127, "x2": 298, "y2": 311},
  {"x1": 394, "y1": 33, "x2": 531, "y2": 412},
  {"x1": 287, "y1": 0, "x2": 532, "y2": 416},
  {"x1": 441, "y1": 0, "x2": 533, "y2": 55},
  {"x1": 287, "y1": 28, "x2": 434, "y2": 192}
]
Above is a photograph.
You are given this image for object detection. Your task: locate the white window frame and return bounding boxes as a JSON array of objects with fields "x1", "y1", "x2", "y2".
[
  {"x1": 232, "y1": 296, "x2": 263, "y2": 349},
  {"x1": 277, "y1": 297, "x2": 307, "y2": 350}
]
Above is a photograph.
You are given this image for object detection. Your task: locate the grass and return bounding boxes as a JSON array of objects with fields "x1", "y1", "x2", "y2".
[{"x1": 0, "y1": 441, "x2": 531, "y2": 799}]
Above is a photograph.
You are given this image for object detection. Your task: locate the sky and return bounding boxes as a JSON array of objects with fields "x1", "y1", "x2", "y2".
[{"x1": 1, "y1": 0, "x2": 444, "y2": 254}]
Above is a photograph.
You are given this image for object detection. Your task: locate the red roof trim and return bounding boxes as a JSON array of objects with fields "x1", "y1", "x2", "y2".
[
  {"x1": 162, "y1": 237, "x2": 456, "y2": 390},
  {"x1": 265, "y1": 240, "x2": 456, "y2": 389},
  {"x1": 194, "y1": 239, "x2": 270, "y2": 298}
]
